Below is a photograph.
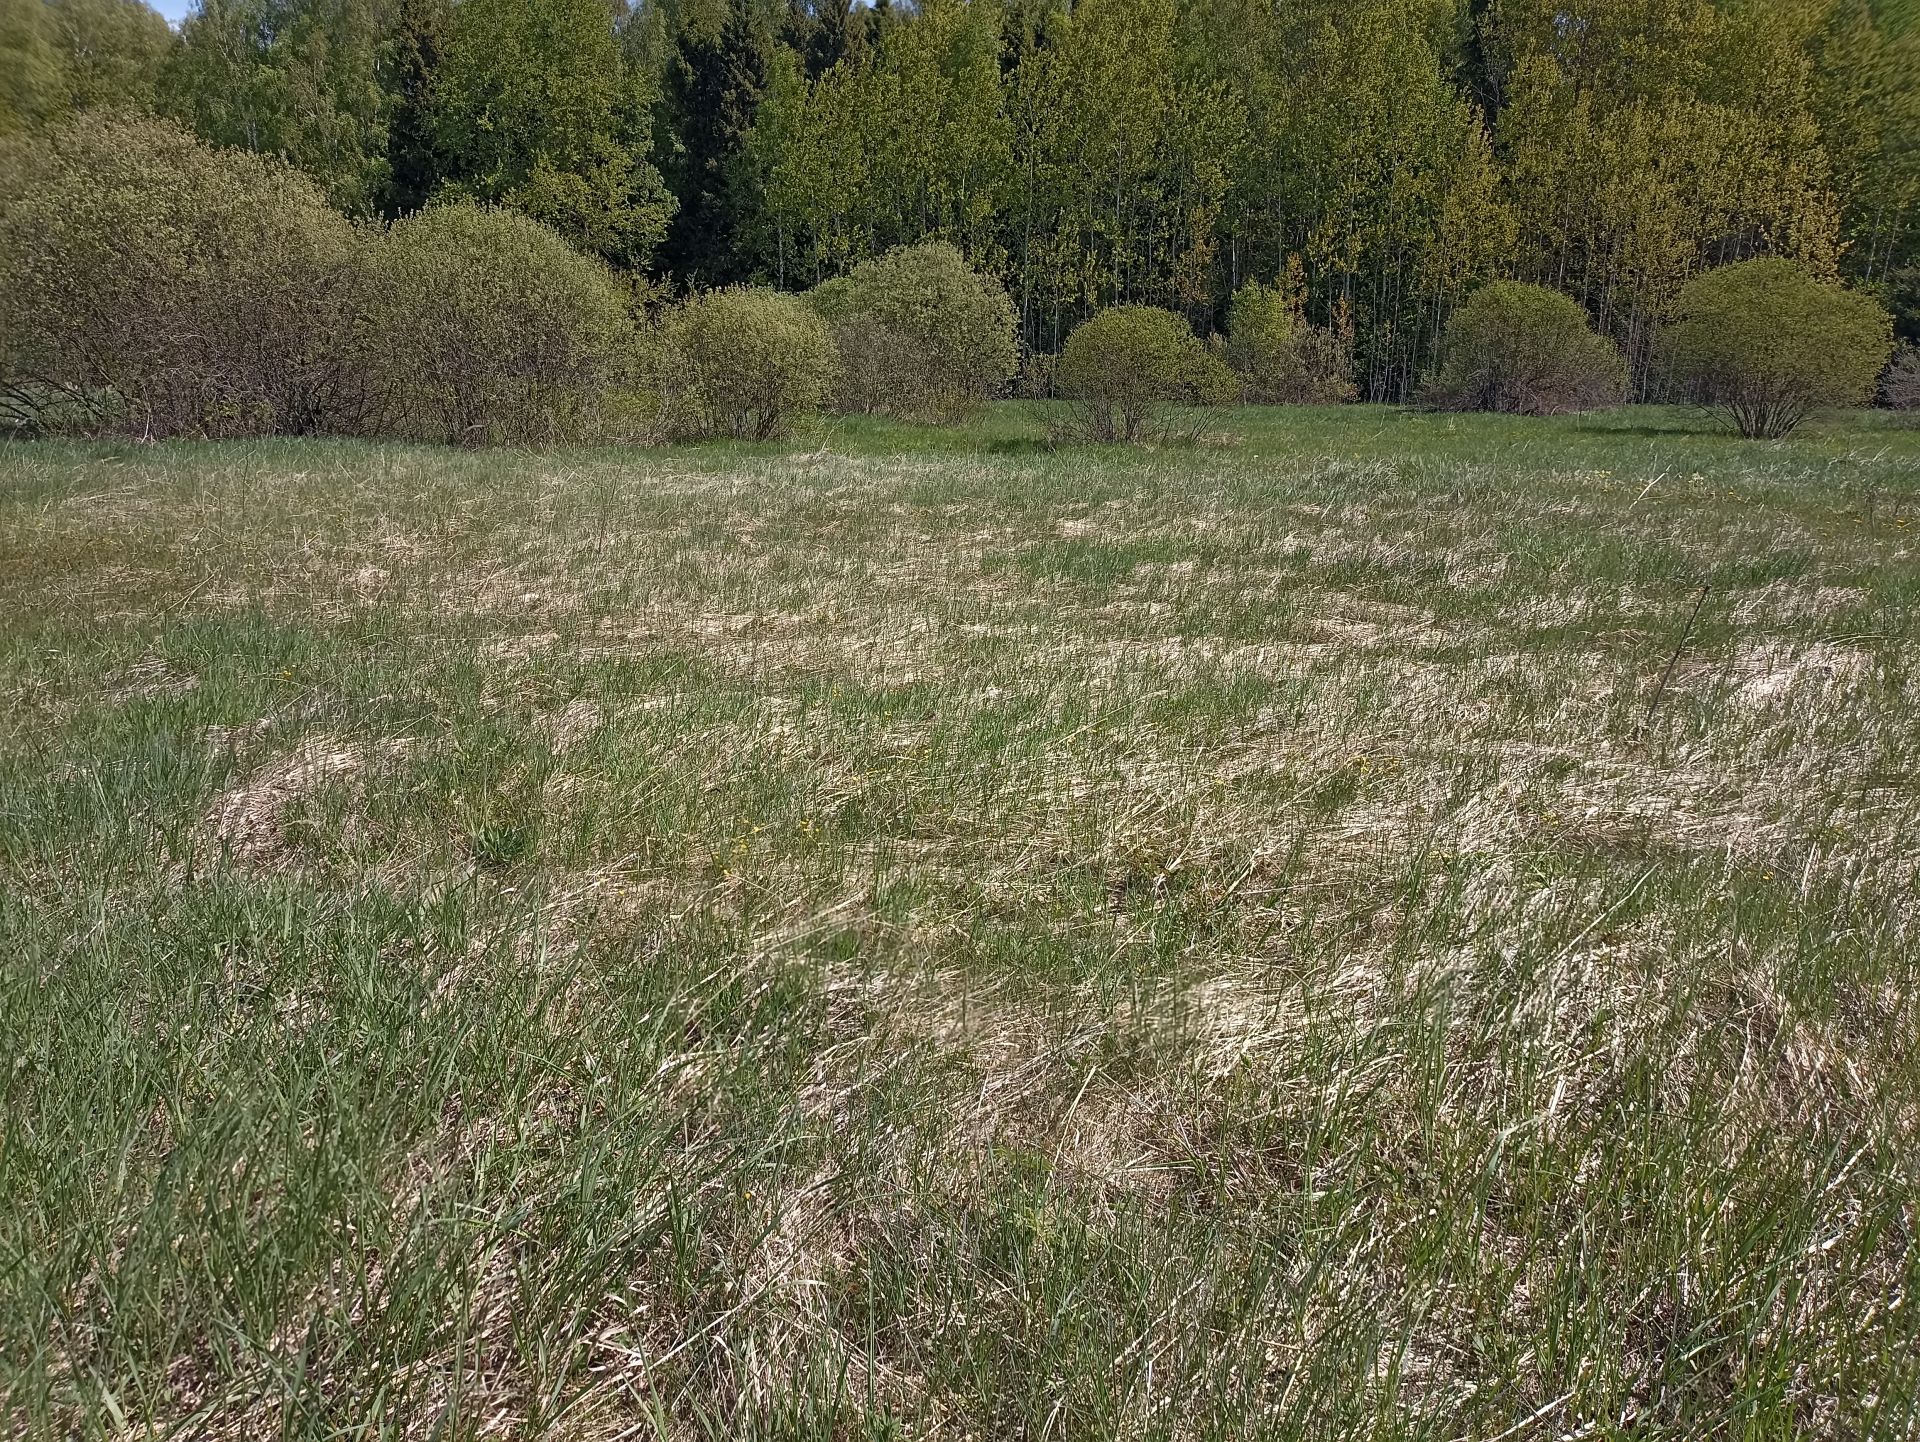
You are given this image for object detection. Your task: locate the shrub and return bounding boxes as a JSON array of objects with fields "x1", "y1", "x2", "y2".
[
  {"x1": 1226, "y1": 270, "x2": 1356, "y2": 404},
  {"x1": 807, "y1": 295, "x2": 925, "y2": 418},
  {"x1": 359, "y1": 203, "x2": 634, "y2": 446},
  {"x1": 1420, "y1": 281, "x2": 1626, "y2": 416},
  {"x1": 805, "y1": 242, "x2": 1018, "y2": 421},
  {"x1": 1659, "y1": 258, "x2": 1894, "y2": 439},
  {"x1": 1056, "y1": 306, "x2": 1238, "y2": 443},
  {"x1": 1016, "y1": 350, "x2": 1057, "y2": 401},
  {"x1": 0, "y1": 114, "x2": 367, "y2": 438},
  {"x1": 1879, "y1": 343, "x2": 1918, "y2": 416},
  {"x1": 656, "y1": 287, "x2": 839, "y2": 441}
]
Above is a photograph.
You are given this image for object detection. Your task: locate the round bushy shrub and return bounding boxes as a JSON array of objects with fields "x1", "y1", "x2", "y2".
[
  {"x1": 1056, "y1": 306, "x2": 1237, "y2": 443},
  {"x1": 1226, "y1": 276, "x2": 1356, "y2": 404},
  {"x1": 656, "y1": 288, "x2": 839, "y2": 441},
  {"x1": 360, "y1": 203, "x2": 634, "y2": 445},
  {"x1": 0, "y1": 114, "x2": 365, "y2": 438},
  {"x1": 805, "y1": 241, "x2": 1018, "y2": 421},
  {"x1": 1659, "y1": 258, "x2": 1894, "y2": 439},
  {"x1": 1420, "y1": 281, "x2": 1626, "y2": 416}
]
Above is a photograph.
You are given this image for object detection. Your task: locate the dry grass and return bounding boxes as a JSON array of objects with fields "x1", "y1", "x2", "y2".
[{"x1": 2, "y1": 405, "x2": 1918, "y2": 1439}]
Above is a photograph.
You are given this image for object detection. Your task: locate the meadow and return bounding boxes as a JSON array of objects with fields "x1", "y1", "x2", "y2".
[{"x1": 3, "y1": 404, "x2": 1918, "y2": 1439}]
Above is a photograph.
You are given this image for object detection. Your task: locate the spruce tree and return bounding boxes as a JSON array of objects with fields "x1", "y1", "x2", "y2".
[
  {"x1": 660, "y1": 0, "x2": 769, "y2": 285},
  {"x1": 380, "y1": 0, "x2": 445, "y2": 219}
]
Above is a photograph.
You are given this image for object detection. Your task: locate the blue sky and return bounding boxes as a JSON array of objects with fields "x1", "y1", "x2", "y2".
[{"x1": 153, "y1": 0, "x2": 194, "y2": 23}]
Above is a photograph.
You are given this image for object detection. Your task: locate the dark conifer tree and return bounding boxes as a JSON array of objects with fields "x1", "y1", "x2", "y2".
[
  {"x1": 866, "y1": 0, "x2": 899, "y2": 54},
  {"x1": 659, "y1": 0, "x2": 769, "y2": 285},
  {"x1": 1452, "y1": 0, "x2": 1503, "y2": 120},
  {"x1": 783, "y1": 0, "x2": 860, "y2": 80},
  {"x1": 821, "y1": 0, "x2": 868, "y2": 74},
  {"x1": 380, "y1": 0, "x2": 446, "y2": 219}
]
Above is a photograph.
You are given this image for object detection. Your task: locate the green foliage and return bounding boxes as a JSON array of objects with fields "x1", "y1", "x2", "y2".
[
  {"x1": 4, "y1": 0, "x2": 1917, "y2": 411},
  {"x1": 427, "y1": 0, "x2": 673, "y2": 268},
  {"x1": 1808, "y1": 0, "x2": 1920, "y2": 334},
  {"x1": 1225, "y1": 266, "x2": 1357, "y2": 404},
  {"x1": 0, "y1": 113, "x2": 367, "y2": 438},
  {"x1": 745, "y1": 0, "x2": 1917, "y2": 393},
  {"x1": 1056, "y1": 304, "x2": 1236, "y2": 442},
  {"x1": 805, "y1": 240, "x2": 1018, "y2": 421},
  {"x1": 858, "y1": 0, "x2": 1009, "y2": 260},
  {"x1": 379, "y1": 0, "x2": 450, "y2": 218},
  {"x1": 154, "y1": 0, "x2": 676, "y2": 253},
  {"x1": 1660, "y1": 257, "x2": 1895, "y2": 438},
  {"x1": 46, "y1": 0, "x2": 172, "y2": 112},
  {"x1": 1491, "y1": 0, "x2": 1846, "y2": 380},
  {"x1": 660, "y1": 0, "x2": 769, "y2": 285},
  {"x1": 0, "y1": 0, "x2": 173, "y2": 133},
  {"x1": 754, "y1": 0, "x2": 1009, "y2": 285},
  {"x1": 0, "y1": 0, "x2": 65, "y2": 134},
  {"x1": 1232, "y1": 0, "x2": 1508, "y2": 398},
  {"x1": 1008, "y1": 0, "x2": 1238, "y2": 344},
  {"x1": 359, "y1": 203, "x2": 636, "y2": 446},
  {"x1": 656, "y1": 286, "x2": 840, "y2": 440},
  {"x1": 1421, "y1": 281, "x2": 1628, "y2": 416},
  {"x1": 158, "y1": 0, "x2": 391, "y2": 215}
]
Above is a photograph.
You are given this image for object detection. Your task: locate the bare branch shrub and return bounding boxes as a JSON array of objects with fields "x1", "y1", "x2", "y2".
[
  {"x1": 0, "y1": 114, "x2": 369, "y2": 438},
  {"x1": 805, "y1": 242, "x2": 1019, "y2": 422},
  {"x1": 357, "y1": 203, "x2": 636, "y2": 446},
  {"x1": 1226, "y1": 263, "x2": 1357, "y2": 404},
  {"x1": 1883, "y1": 344, "x2": 1919, "y2": 420}
]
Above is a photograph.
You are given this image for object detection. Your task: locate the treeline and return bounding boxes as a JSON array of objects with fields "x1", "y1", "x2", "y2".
[
  {"x1": 1, "y1": 0, "x2": 1917, "y2": 401},
  {"x1": 3, "y1": 104, "x2": 1893, "y2": 448}
]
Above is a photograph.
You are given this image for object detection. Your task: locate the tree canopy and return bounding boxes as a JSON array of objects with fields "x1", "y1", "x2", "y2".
[{"x1": 2, "y1": 0, "x2": 1916, "y2": 398}]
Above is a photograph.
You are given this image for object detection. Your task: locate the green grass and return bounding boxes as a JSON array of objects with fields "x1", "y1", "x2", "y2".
[{"x1": 3, "y1": 404, "x2": 1918, "y2": 1439}]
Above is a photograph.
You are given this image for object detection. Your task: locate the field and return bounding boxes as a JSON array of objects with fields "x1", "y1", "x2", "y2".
[{"x1": 3, "y1": 405, "x2": 1919, "y2": 1439}]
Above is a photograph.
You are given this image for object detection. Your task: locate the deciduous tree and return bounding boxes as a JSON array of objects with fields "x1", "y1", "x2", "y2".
[{"x1": 429, "y1": 0, "x2": 674, "y2": 267}]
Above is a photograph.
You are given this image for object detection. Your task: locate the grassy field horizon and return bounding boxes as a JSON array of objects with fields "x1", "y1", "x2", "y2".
[{"x1": 4, "y1": 404, "x2": 1918, "y2": 1438}]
